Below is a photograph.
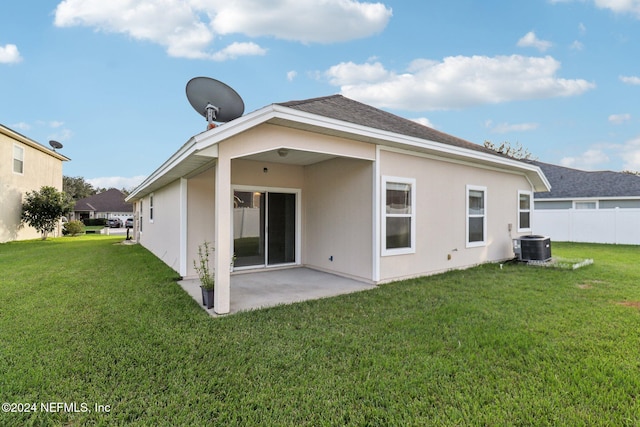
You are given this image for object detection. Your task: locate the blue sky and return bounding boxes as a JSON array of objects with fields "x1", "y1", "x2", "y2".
[{"x1": 1, "y1": 0, "x2": 640, "y2": 189}]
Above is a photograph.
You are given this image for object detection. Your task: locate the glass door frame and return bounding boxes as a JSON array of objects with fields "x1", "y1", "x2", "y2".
[{"x1": 231, "y1": 185, "x2": 302, "y2": 271}]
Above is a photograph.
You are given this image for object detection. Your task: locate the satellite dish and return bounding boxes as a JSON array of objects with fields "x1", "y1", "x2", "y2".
[
  {"x1": 186, "y1": 77, "x2": 244, "y2": 130},
  {"x1": 49, "y1": 140, "x2": 63, "y2": 151}
]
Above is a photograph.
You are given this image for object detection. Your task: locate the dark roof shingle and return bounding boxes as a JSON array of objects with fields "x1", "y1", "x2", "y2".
[
  {"x1": 74, "y1": 188, "x2": 132, "y2": 212},
  {"x1": 276, "y1": 95, "x2": 502, "y2": 157},
  {"x1": 532, "y1": 161, "x2": 640, "y2": 198}
]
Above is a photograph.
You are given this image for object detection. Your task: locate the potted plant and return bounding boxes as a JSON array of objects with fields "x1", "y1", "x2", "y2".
[{"x1": 194, "y1": 241, "x2": 215, "y2": 309}]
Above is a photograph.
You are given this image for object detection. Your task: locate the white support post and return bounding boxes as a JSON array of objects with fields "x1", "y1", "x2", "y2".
[{"x1": 214, "y1": 152, "x2": 231, "y2": 314}]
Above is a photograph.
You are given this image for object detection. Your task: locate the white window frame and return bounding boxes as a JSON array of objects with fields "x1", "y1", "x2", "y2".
[
  {"x1": 518, "y1": 190, "x2": 532, "y2": 232},
  {"x1": 13, "y1": 144, "x2": 24, "y2": 175},
  {"x1": 381, "y1": 176, "x2": 416, "y2": 256},
  {"x1": 139, "y1": 200, "x2": 143, "y2": 232},
  {"x1": 149, "y1": 194, "x2": 154, "y2": 223},
  {"x1": 466, "y1": 185, "x2": 487, "y2": 248}
]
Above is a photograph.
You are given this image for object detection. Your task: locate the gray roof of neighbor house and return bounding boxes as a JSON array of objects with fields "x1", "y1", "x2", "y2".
[
  {"x1": 277, "y1": 95, "x2": 504, "y2": 158},
  {"x1": 532, "y1": 161, "x2": 640, "y2": 199},
  {"x1": 74, "y1": 188, "x2": 133, "y2": 212}
]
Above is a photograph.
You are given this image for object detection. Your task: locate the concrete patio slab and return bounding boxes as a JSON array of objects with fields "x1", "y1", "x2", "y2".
[{"x1": 178, "y1": 267, "x2": 376, "y2": 316}]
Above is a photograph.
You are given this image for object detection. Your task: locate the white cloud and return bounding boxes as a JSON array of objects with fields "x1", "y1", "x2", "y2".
[
  {"x1": 620, "y1": 75, "x2": 640, "y2": 85},
  {"x1": 210, "y1": 42, "x2": 267, "y2": 61},
  {"x1": 9, "y1": 122, "x2": 30, "y2": 131},
  {"x1": 561, "y1": 149, "x2": 610, "y2": 170},
  {"x1": 326, "y1": 61, "x2": 391, "y2": 85},
  {"x1": 410, "y1": 117, "x2": 434, "y2": 128},
  {"x1": 559, "y1": 135, "x2": 640, "y2": 171},
  {"x1": 489, "y1": 122, "x2": 539, "y2": 134},
  {"x1": 620, "y1": 137, "x2": 640, "y2": 171},
  {"x1": 551, "y1": 0, "x2": 640, "y2": 18},
  {"x1": 594, "y1": 0, "x2": 640, "y2": 18},
  {"x1": 87, "y1": 175, "x2": 146, "y2": 191},
  {"x1": 325, "y1": 55, "x2": 595, "y2": 111},
  {"x1": 609, "y1": 113, "x2": 631, "y2": 124},
  {"x1": 517, "y1": 31, "x2": 553, "y2": 52},
  {"x1": 54, "y1": 0, "x2": 392, "y2": 59},
  {"x1": 0, "y1": 44, "x2": 23, "y2": 64},
  {"x1": 208, "y1": 0, "x2": 392, "y2": 43},
  {"x1": 570, "y1": 40, "x2": 584, "y2": 50},
  {"x1": 286, "y1": 70, "x2": 297, "y2": 82},
  {"x1": 48, "y1": 128, "x2": 74, "y2": 142},
  {"x1": 578, "y1": 22, "x2": 587, "y2": 34}
]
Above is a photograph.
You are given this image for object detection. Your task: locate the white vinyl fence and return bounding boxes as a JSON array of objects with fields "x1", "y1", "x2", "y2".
[{"x1": 533, "y1": 208, "x2": 640, "y2": 245}]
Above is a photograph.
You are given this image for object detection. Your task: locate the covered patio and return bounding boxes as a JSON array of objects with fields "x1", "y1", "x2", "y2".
[{"x1": 178, "y1": 267, "x2": 377, "y2": 316}]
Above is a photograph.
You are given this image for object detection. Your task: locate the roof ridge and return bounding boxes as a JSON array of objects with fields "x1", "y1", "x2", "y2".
[
  {"x1": 275, "y1": 94, "x2": 342, "y2": 108},
  {"x1": 276, "y1": 94, "x2": 501, "y2": 157}
]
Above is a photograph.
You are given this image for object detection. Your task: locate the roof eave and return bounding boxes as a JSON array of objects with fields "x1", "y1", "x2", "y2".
[{"x1": 127, "y1": 103, "x2": 551, "y2": 200}]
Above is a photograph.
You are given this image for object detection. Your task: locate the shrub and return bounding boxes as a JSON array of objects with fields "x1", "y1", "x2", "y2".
[{"x1": 63, "y1": 220, "x2": 85, "y2": 236}]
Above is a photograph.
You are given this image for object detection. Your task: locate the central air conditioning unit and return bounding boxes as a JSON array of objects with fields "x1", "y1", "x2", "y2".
[{"x1": 513, "y1": 235, "x2": 552, "y2": 262}]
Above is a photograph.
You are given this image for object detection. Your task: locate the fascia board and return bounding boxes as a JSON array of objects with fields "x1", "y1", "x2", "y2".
[
  {"x1": 126, "y1": 106, "x2": 277, "y2": 202},
  {"x1": 266, "y1": 105, "x2": 551, "y2": 192},
  {"x1": 126, "y1": 136, "x2": 198, "y2": 201}
]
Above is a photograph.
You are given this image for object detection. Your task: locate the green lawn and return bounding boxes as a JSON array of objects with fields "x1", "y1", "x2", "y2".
[{"x1": 1, "y1": 236, "x2": 639, "y2": 426}]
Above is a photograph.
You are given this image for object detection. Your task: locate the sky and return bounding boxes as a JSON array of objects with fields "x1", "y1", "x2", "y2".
[{"x1": 1, "y1": 0, "x2": 640, "y2": 190}]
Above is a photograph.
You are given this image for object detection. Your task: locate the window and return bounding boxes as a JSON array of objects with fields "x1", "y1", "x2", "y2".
[
  {"x1": 13, "y1": 144, "x2": 24, "y2": 174},
  {"x1": 518, "y1": 191, "x2": 532, "y2": 231},
  {"x1": 149, "y1": 194, "x2": 154, "y2": 222},
  {"x1": 467, "y1": 185, "x2": 487, "y2": 247},
  {"x1": 382, "y1": 176, "x2": 415, "y2": 255},
  {"x1": 575, "y1": 201, "x2": 596, "y2": 209}
]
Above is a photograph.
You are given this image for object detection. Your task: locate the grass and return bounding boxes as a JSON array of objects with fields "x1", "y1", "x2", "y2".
[{"x1": 1, "y1": 236, "x2": 639, "y2": 426}]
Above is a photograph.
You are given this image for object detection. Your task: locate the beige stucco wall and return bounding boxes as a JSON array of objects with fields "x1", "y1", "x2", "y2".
[
  {"x1": 232, "y1": 158, "x2": 305, "y2": 188},
  {"x1": 0, "y1": 133, "x2": 64, "y2": 242},
  {"x1": 186, "y1": 167, "x2": 216, "y2": 278},
  {"x1": 139, "y1": 179, "x2": 182, "y2": 272},
  {"x1": 378, "y1": 149, "x2": 534, "y2": 282},
  {"x1": 215, "y1": 123, "x2": 376, "y2": 162},
  {"x1": 134, "y1": 121, "x2": 538, "y2": 287},
  {"x1": 304, "y1": 157, "x2": 373, "y2": 281}
]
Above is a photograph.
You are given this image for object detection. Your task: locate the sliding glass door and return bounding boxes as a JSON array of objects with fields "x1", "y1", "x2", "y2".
[{"x1": 233, "y1": 189, "x2": 297, "y2": 268}]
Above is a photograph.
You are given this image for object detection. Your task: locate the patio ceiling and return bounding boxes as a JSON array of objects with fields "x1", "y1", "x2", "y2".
[{"x1": 239, "y1": 148, "x2": 338, "y2": 166}]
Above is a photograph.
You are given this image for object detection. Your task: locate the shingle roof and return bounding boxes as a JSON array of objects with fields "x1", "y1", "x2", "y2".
[
  {"x1": 74, "y1": 188, "x2": 133, "y2": 212},
  {"x1": 532, "y1": 161, "x2": 640, "y2": 198},
  {"x1": 276, "y1": 95, "x2": 503, "y2": 157}
]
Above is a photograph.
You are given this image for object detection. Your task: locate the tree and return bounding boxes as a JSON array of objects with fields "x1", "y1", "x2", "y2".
[
  {"x1": 63, "y1": 176, "x2": 97, "y2": 201},
  {"x1": 21, "y1": 186, "x2": 73, "y2": 240},
  {"x1": 484, "y1": 141, "x2": 537, "y2": 160}
]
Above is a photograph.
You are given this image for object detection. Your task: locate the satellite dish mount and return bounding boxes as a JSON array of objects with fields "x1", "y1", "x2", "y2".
[
  {"x1": 205, "y1": 103, "x2": 220, "y2": 129},
  {"x1": 186, "y1": 77, "x2": 244, "y2": 130}
]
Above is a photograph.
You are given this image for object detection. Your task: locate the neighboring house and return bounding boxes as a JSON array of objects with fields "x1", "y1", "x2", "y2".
[
  {"x1": 72, "y1": 188, "x2": 133, "y2": 223},
  {"x1": 126, "y1": 95, "x2": 549, "y2": 314},
  {"x1": 532, "y1": 161, "x2": 640, "y2": 244},
  {"x1": 0, "y1": 124, "x2": 70, "y2": 243}
]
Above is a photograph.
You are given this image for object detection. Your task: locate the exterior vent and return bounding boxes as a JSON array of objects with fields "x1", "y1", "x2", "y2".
[{"x1": 513, "y1": 235, "x2": 552, "y2": 262}]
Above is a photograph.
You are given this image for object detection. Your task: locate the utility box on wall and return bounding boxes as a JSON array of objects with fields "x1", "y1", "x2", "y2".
[{"x1": 513, "y1": 235, "x2": 552, "y2": 261}]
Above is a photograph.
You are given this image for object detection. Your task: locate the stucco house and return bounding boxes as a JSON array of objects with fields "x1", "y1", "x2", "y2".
[
  {"x1": 532, "y1": 161, "x2": 640, "y2": 244},
  {"x1": 126, "y1": 95, "x2": 549, "y2": 314},
  {"x1": 71, "y1": 188, "x2": 133, "y2": 223},
  {"x1": 0, "y1": 124, "x2": 70, "y2": 243}
]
